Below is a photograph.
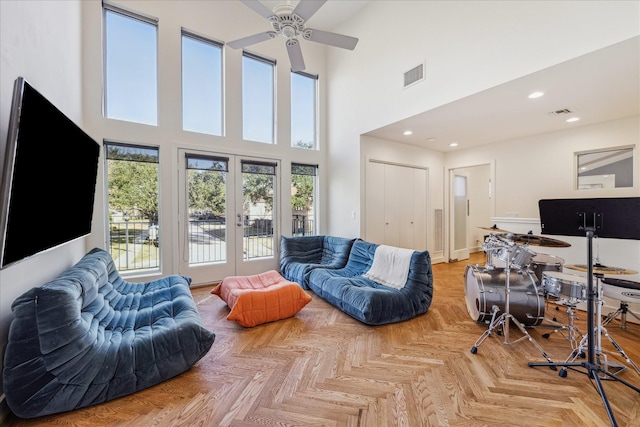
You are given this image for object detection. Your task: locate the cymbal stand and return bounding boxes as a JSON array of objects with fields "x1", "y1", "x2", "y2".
[
  {"x1": 603, "y1": 301, "x2": 640, "y2": 329},
  {"x1": 470, "y1": 245, "x2": 555, "y2": 364},
  {"x1": 528, "y1": 227, "x2": 640, "y2": 427}
]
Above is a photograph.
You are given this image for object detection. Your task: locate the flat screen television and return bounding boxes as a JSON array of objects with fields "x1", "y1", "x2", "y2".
[{"x1": 0, "y1": 77, "x2": 100, "y2": 269}]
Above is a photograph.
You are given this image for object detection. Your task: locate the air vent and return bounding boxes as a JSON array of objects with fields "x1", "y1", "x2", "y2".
[
  {"x1": 548, "y1": 108, "x2": 574, "y2": 116},
  {"x1": 403, "y1": 63, "x2": 424, "y2": 88}
]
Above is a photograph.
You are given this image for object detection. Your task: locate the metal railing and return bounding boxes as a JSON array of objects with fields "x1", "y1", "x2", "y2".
[
  {"x1": 292, "y1": 215, "x2": 315, "y2": 236},
  {"x1": 109, "y1": 215, "x2": 315, "y2": 270},
  {"x1": 109, "y1": 220, "x2": 159, "y2": 272}
]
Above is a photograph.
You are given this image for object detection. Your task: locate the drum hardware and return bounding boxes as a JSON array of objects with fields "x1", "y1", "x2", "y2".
[
  {"x1": 531, "y1": 198, "x2": 640, "y2": 426},
  {"x1": 601, "y1": 278, "x2": 640, "y2": 329},
  {"x1": 559, "y1": 275, "x2": 640, "y2": 379},
  {"x1": 527, "y1": 207, "x2": 640, "y2": 427},
  {"x1": 538, "y1": 301, "x2": 582, "y2": 350},
  {"x1": 469, "y1": 246, "x2": 554, "y2": 364}
]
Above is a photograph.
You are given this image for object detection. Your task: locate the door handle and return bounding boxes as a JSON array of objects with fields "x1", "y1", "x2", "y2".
[{"x1": 237, "y1": 214, "x2": 243, "y2": 227}]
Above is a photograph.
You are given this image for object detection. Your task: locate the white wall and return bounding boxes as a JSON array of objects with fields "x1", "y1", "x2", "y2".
[
  {"x1": 326, "y1": 0, "x2": 640, "y2": 238},
  {"x1": 81, "y1": 0, "x2": 329, "y2": 278},
  {"x1": 0, "y1": 0, "x2": 85, "y2": 405},
  {"x1": 445, "y1": 116, "x2": 640, "y2": 218}
]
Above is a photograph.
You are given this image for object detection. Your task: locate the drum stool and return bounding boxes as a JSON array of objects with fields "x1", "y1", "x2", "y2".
[{"x1": 601, "y1": 278, "x2": 640, "y2": 329}]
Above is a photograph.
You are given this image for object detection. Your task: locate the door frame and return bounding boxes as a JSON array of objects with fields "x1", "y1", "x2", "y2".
[
  {"x1": 446, "y1": 161, "x2": 495, "y2": 263},
  {"x1": 176, "y1": 148, "x2": 281, "y2": 284}
]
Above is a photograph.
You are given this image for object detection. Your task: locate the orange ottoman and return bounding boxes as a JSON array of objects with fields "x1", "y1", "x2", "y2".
[{"x1": 211, "y1": 270, "x2": 312, "y2": 327}]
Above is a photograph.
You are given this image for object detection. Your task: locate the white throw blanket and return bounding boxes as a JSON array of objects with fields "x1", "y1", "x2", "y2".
[{"x1": 363, "y1": 245, "x2": 415, "y2": 290}]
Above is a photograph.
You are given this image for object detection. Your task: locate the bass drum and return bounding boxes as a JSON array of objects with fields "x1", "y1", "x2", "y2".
[{"x1": 464, "y1": 264, "x2": 544, "y2": 326}]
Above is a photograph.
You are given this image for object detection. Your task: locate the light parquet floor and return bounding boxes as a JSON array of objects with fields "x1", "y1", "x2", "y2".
[{"x1": 4, "y1": 252, "x2": 640, "y2": 426}]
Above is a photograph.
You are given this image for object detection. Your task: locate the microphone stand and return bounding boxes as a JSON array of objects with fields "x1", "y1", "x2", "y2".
[{"x1": 528, "y1": 225, "x2": 640, "y2": 427}]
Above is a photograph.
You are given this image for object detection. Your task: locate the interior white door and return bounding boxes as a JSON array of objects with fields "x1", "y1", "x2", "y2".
[
  {"x1": 177, "y1": 150, "x2": 279, "y2": 284},
  {"x1": 450, "y1": 172, "x2": 470, "y2": 261}
]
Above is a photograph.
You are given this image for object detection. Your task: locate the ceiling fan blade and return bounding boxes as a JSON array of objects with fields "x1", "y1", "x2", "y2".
[
  {"x1": 239, "y1": 0, "x2": 276, "y2": 19},
  {"x1": 304, "y1": 28, "x2": 359, "y2": 50},
  {"x1": 286, "y1": 39, "x2": 306, "y2": 72},
  {"x1": 292, "y1": 0, "x2": 327, "y2": 22},
  {"x1": 228, "y1": 31, "x2": 277, "y2": 49}
]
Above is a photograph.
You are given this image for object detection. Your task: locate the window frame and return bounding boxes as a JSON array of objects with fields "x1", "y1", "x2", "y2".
[
  {"x1": 102, "y1": 3, "x2": 159, "y2": 126},
  {"x1": 181, "y1": 29, "x2": 225, "y2": 136},
  {"x1": 242, "y1": 51, "x2": 277, "y2": 144},
  {"x1": 291, "y1": 162, "x2": 318, "y2": 236}
]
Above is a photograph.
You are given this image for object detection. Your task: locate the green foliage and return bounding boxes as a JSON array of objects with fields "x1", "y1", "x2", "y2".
[
  {"x1": 243, "y1": 173, "x2": 274, "y2": 212},
  {"x1": 108, "y1": 159, "x2": 159, "y2": 221},
  {"x1": 291, "y1": 174, "x2": 314, "y2": 211},
  {"x1": 188, "y1": 170, "x2": 226, "y2": 215}
]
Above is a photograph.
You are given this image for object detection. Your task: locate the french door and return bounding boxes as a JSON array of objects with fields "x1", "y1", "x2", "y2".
[{"x1": 178, "y1": 149, "x2": 280, "y2": 284}]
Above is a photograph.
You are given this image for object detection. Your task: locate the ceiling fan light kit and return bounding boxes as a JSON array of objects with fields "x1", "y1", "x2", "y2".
[{"x1": 229, "y1": 0, "x2": 359, "y2": 72}]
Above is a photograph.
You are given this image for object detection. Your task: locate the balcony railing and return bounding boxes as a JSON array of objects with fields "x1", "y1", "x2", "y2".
[
  {"x1": 292, "y1": 215, "x2": 315, "y2": 236},
  {"x1": 109, "y1": 220, "x2": 159, "y2": 272},
  {"x1": 109, "y1": 215, "x2": 315, "y2": 271}
]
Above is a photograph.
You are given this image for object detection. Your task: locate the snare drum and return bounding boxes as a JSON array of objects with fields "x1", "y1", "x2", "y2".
[
  {"x1": 530, "y1": 253, "x2": 564, "y2": 284},
  {"x1": 464, "y1": 264, "x2": 544, "y2": 326},
  {"x1": 542, "y1": 271, "x2": 587, "y2": 302}
]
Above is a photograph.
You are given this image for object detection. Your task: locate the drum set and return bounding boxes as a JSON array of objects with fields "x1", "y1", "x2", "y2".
[{"x1": 465, "y1": 226, "x2": 640, "y2": 378}]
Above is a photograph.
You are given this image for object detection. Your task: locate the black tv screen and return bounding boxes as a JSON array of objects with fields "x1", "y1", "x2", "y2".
[{"x1": 0, "y1": 77, "x2": 100, "y2": 268}]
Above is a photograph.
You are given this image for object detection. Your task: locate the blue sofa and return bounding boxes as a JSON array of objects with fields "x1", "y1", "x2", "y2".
[
  {"x1": 279, "y1": 235, "x2": 356, "y2": 289},
  {"x1": 307, "y1": 239, "x2": 433, "y2": 325},
  {"x1": 3, "y1": 248, "x2": 215, "y2": 419}
]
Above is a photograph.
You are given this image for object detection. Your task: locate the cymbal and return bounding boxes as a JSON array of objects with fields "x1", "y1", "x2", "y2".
[
  {"x1": 496, "y1": 232, "x2": 571, "y2": 247},
  {"x1": 565, "y1": 264, "x2": 638, "y2": 275},
  {"x1": 478, "y1": 225, "x2": 511, "y2": 233}
]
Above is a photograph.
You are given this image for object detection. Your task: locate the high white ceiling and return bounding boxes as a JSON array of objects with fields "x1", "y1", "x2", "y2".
[
  {"x1": 250, "y1": 2, "x2": 639, "y2": 154},
  {"x1": 364, "y1": 36, "x2": 640, "y2": 152}
]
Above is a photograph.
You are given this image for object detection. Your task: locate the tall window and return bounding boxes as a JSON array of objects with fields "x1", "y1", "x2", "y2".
[
  {"x1": 182, "y1": 31, "x2": 223, "y2": 135},
  {"x1": 242, "y1": 52, "x2": 275, "y2": 143},
  {"x1": 103, "y1": 5, "x2": 158, "y2": 125},
  {"x1": 291, "y1": 163, "x2": 317, "y2": 236},
  {"x1": 105, "y1": 142, "x2": 160, "y2": 272},
  {"x1": 291, "y1": 72, "x2": 318, "y2": 149}
]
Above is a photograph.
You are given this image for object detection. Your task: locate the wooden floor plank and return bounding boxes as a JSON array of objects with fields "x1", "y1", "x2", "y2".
[{"x1": 4, "y1": 252, "x2": 640, "y2": 426}]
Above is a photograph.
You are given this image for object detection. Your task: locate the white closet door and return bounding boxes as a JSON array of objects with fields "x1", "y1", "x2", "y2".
[{"x1": 365, "y1": 160, "x2": 428, "y2": 251}]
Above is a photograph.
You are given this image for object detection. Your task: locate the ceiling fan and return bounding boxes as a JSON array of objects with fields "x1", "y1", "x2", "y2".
[{"x1": 228, "y1": 0, "x2": 359, "y2": 72}]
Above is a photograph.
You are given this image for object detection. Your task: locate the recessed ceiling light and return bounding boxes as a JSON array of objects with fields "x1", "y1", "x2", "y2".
[
  {"x1": 566, "y1": 117, "x2": 580, "y2": 123},
  {"x1": 528, "y1": 91, "x2": 544, "y2": 99},
  {"x1": 426, "y1": 137, "x2": 436, "y2": 143},
  {"x1": 403, "y1": 130, "x2": 413, "y2": 135},
  {"x1": 449, "y1": 142, "x2": 458, "y2": 147}
]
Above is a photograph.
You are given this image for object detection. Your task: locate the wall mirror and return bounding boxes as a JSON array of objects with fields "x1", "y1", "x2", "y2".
[{"x1": 576, "y1": 146, "x2": 635, "y2": 190}]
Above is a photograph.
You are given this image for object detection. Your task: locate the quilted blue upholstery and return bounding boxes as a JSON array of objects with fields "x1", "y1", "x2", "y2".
[
  {"x1": 279, "y1": 235, "x2": 356, "y2": 289},
  {"x1": 3, "y1": 248, "x2": 215, "y2": 419},
  {"x1": 308, "y1": 240, "x2": 433, "y2": 325}
]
